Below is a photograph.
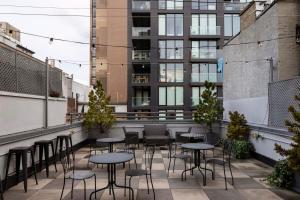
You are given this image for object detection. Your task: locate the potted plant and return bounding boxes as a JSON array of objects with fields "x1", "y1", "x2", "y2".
[
  {"x1": 194, "y1": 81, "x2": 224, "y2": 144},
  {"x1": 274, "y1": 91, "x2": 300, "y2": 193},
  {"x1": 83, "y1": 81, "x2": 115, "y2": 138},
  {"x1": 227, "y1": 111, "x2": 253, "y2": 159}
]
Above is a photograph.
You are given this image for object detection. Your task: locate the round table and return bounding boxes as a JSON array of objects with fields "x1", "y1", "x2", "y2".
[
  {"x1": 89, "y1": 153, "x2": 134, "y2": 200},
  {"x1": 97, "y1": 138, "x2": 124, "y2": 152},
  {"x1": 181, "y1": 143, "x2": 214, "y2": 186}
]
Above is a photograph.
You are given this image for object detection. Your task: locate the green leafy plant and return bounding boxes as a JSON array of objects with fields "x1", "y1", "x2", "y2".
[
  {"x1": 194, "y1": 81, "x2": 224, "y2": 134},
  {"x1": 267, "y1": 160, "x2": 294, "y2": 188},
  {"x1": 227, "y1": 111, "x2": 250, "y2": 140},
  {"x1": 83, "y1": 81, "x2": 115, "y2": 133},
  {"x1": 232, "y1": 140, "x2": 253, "y2": 159},
  {"x1": 274, "y1": 91, "x2": 300, "y2": 173}
]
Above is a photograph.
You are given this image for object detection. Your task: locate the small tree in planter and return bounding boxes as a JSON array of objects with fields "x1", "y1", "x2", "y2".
[
  {"x1": 83, "y1": 81, "x2": 115, "y2": 134},
  {"x1": 194, "y1": 81, "x2": 224, "y2": 144},
  {"x1": 274, "y1": 92, "x2": 300, "y2": 192},
  {"x1": 227, "y1": 111, "x2": 253, "y2": 159}
]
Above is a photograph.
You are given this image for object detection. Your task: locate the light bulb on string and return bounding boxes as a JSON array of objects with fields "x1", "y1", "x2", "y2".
[{"x1": 49, "y1": 38, "x2": 54, "y2": 45}]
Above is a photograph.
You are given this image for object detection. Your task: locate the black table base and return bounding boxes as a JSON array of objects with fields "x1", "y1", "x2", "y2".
[
  {"x1": 89, "y1": 163, "x2": 134, "y2": 200},
  {"x1": 181, "y1": 149, "x2": 213, "y2": 186}
]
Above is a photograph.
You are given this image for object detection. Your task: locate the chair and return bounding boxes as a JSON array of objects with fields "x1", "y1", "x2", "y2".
[
  {"x1": 34, "y1": 140, "x2": 57, "y2": 177},
  {"x1": 204, "y1": 139, "x2": 234, "y2": 190},
  {"x1": 88, "y1": 139, "x2": 109, "y2": 168},
  {"x1": 60, "y1": 152, "x2": 96, "y2": 200},
  {"x1": 143, "y1": 124, "x2": 170, "y2": 146},
  {"x1": 167, "y1": 133, "x2": 192, "y2": 179},
  {"x1": 174, "y1": 127, "x2": 192, "y2": 145},
  {"x1": 122, "y1": 127, "x2": 139, "y2": 168},
  {"x1": 55, "y1": 135, "x2": 74, "y2": 161},
  {"x1": 124, "y1": 145, "x2": 156, "y2": 200},
  {"x1": 4, "y1": 146, "x2": 38, "y2": 192}
]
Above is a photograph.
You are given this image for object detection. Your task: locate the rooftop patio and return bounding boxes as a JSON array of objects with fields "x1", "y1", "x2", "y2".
[{"x1": 2, "y1": 143, "x2": 300, "y2": 200}]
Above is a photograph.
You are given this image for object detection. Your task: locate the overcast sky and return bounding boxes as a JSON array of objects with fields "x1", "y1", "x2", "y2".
[{"x1": 0, "y1": 0, "x2": 90, "y2": 85}]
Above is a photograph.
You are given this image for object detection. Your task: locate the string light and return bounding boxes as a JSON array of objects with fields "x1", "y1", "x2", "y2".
[{"x1": 49, "y1": 37, "x2": 53, "y2": 45}]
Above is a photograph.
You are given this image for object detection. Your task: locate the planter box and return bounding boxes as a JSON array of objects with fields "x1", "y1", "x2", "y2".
[{"x1": 293, "y1": 172, "x2": 300, "y2": 193}]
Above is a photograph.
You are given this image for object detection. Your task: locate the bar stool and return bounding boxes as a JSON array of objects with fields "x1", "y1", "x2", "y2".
[
  {"x1": 54, "y1": 135, "x2": 73, "y2": 160},
  {"x1": 4, "y1": 146, "x2": 38, "y2": 192},
  {"x1": 34, "y1": 140, "x2": 57, "y2": 178}
]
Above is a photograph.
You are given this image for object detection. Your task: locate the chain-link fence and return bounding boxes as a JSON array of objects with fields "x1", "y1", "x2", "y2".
[
  {"x1": 268, "y1": 77, "x2": 300, "y2": 128},
  {"x1": 0, "y1": 44, "x2": 62, "y2": 96}
]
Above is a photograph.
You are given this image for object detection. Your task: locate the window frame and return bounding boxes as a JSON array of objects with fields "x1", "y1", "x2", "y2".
[{"x1": 159, "y1": 86, "x2": 184, "y2": 106}]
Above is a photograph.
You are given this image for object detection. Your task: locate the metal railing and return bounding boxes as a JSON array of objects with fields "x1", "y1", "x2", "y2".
[
  {"x1": 132, "y1": 27, "x2": 151, "y2": 36},
  {"x1": 191, "y1": 73, "x2": 223, "y2": 83},
  {"x1": 66, "y1": 113, "x2": 84, "y2": 124},
  {"x1": 190, "y1": 26, "x2": 221, "y2": 36},
  {"x1": 132, "y1": 74, "x2": 150, "y2": 84},
  {"x1": 132, "y1": 97, "x2": 150, "y2": 106},
  {"x1": 132, "y1": 0, "x2": 150, "y2": 11},
  {"x1": 113, "y1": 111, "x2": 194, "y2": 121},
  {"x1": 191, "y1": 49, "x2": 217, "y2": 59},
  {"x1": 132, "y1": 50, "x2": 150, "y2": 61},
  {"x1": 224, "y1": 2, "x2": 249, "y2": 11}
]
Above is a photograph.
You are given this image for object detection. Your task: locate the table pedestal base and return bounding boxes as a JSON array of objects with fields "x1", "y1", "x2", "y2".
[{"x1": 89, "y1": 164, "x2": 134, "y2": 200}]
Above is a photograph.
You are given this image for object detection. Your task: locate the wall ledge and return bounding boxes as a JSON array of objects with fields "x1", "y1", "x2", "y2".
[
  {"x1": 0, "y1": 122, "x2": 82, "y2": 146},
  {"x1": 0, "y1": 91, "x2": 66, "y2": 101}
]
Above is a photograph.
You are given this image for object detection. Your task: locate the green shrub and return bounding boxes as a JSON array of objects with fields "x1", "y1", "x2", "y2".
[
  {"x1": 232, "y1": 140, "x2": 253, "y2": 159},
  {"x1": 227, "y1": 111, "x2": 250, "y2": 140},
  {"x1": 267, "y1": 160, "x2": 294, "y2": 188}
]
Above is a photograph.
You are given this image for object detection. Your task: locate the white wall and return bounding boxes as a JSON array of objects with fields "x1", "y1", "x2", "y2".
[
  {"x1": 72, "y1": 81, "x2": 91, "y2": 103},
  {"x1": 0, "y1": 91, "x2": 67, "y2": 136}
]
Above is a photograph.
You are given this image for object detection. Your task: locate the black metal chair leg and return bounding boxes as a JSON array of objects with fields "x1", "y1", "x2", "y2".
[
  {"x1": 30, "y1": 150, "x2": 38, "y2": 185},
  {"x1": 83, "y1": 179, "x2": 87, "y2": 200},
  {"x1": 150, "y1": 174, "x2": 155, "y2": 200},
  {"x1": 71, "y1": 179, "x2": 74, "y2": 199},
  {"x1": 50, "y1": 143, "x2": 57, "y2": 172},
  {"x1": 21, "y1": 152, "x2": 28, "y2": 192},
  {"x1": 223, "y1": 164, "x2": 227, "y2": 190},
  {"x1": 229, "y1": 162, "x2": 234, "y2": 185},
  {"x1": 145, "y1": 175, "x2": 149, "y2": 194},
  {"x1": 15, "y1": 153, "x2": 21, "y2": 183},
  {"x1": 94, "y1": 175, "x2": 97, "y2": 199},
  {"x1": 124, "y1": 175, "x2": 127, "y2": 196},
  {"x1": 4, "y1": 152, "x2": 12, "y2": 190},
  {"x1": 60, "y1": 178, "x2": 66, "y2": 200},
  {"x1": 172, "y1": 157, "x2": 176, "y2": 173},
  {"x1": 167, "y1": 156, "x2": 172, "y2": 176}
]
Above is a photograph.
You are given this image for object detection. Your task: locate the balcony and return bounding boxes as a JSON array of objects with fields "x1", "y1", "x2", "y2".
[
  {"x1": 190, "y1": 26, "x2": 221, "y2": 36},
  {"x1": 132, "y1": 73, "x2": 150, "y2": 84},
  {"x1": 191, "y1": 72, "x2": 223, "y2": 83},
  {"x1": 132, "y1": 0, "x2": 150, "y2": 11},
  {"x1": 132, "y1": 97, "x2": 150, "y2": 106},
  {"x1": 132, "y1": 50, "x2": 150, "y2": 61},
  {"x1": 224, "y1": 2, "x2": 249, "y2": 11},
  {"x1": 191, "y1": 49, "x2": 217, "y2": 60},
  {"x1": 132, "y1": 27, "x2": 151, "y2": 37}
]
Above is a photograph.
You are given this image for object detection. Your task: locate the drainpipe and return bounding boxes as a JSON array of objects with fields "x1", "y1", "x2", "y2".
[
  {"x1": 269, "y1": 57, "x2": 274, "y2": 83},
  {"x1": 45, "y1": 57, "x2": 49, "y2": 128}
]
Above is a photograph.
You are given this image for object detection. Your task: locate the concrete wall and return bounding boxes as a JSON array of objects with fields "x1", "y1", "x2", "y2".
[
  {"x1": 0, "y1": 124, "x2": 87, "y2": 179},
  {"x1": 72, "y1": 81, "x2": 91, "y2": 103},
  {"x1": 0, "y1": 91, "x2": 67, "y2": 136}
]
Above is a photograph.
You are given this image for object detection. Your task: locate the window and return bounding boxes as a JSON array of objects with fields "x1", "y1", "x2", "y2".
[
  {"x1": 192, "y1": 0, "x2": 216, "y2": 10},
  {"x1": 240, "y1": 0, "x2": 252, "y2": 2},
  {"x1": 160, "y1": 63, "x2": 183, "y2": 82},
  {"x1": 191, "y1": 14, "x2": 217, "y2": 35},
  {"x1": 159, "y1": 14, "x2": 183, "y2": 36},
  {"x1": 159, "y1": 0, "x2": 183, "y2": 10},
  {"x1": 159, "y1": 110, "x2": 184, "y2": 120},
  {"x1": 192, "y1": 86, "x2": 216, "y2": 106},
  {"x1": 191, "y1": 41, "x2": 217, "y2": 59},
  {"x1": 159, "y1": 40, "x2": 183, "y2": 59},
  {"x1": 159, "y1": 86, "x2": 183, "y2": 106},
  {"x1": 191, "y1": 63, "x2": 218, "y2": 82},
  {"x1": 224, "y1": 14, "x2": 240, "y2": 37}
]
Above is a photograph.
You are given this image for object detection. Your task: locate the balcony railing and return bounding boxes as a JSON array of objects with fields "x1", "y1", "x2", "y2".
[
  {"x1": 132, "y1": 27, "x2": 151, "y2": 37},
  {"x1": 132, "y1": 50, "x2": 150, "y2": 61},
  {"x1": 191, "y1": 49, "x2": 217, "y2": 59},
  {"x1": 132, "y1": 97, "x2": 150, "y2": 106},
  {"x1": 132, "y1": 1, "x2": 150, "y2": 11},
  {"x1": 132, "y1": 74, "x2": 150, "y2": 84},
  {"x1": 191, "y1": 73, "x2": 223, "y2": 83},
  {"x1": 224, "y1": 2, "x2": 249, "y2": 11},
  {"x1": 190, "y1": 26, "x2": 221, "y2": 36}
]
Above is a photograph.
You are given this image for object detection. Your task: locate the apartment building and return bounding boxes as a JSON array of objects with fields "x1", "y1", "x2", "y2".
[{"x1": 91, "y1": 0, "x2": 250, "y2": 115}]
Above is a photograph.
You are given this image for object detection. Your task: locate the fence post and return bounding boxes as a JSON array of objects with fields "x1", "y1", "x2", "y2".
[{"x1": 45, "y1": 57, "x2": 49, "y2": 128}]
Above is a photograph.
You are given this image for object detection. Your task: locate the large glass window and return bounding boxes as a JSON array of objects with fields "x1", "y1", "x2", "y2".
[
  {"x1": 191, "y1": 41, "x2": 217, "y2": 59},
  {"x1": 159, "y1": 14, "x2": 183, "y2": 36},
  {"x1": 159, "y1": 0, "x2": 183, "y2": 10},
  {"x1": 191, "y1": 63, "x2": 218, "y2": 82},
  {"x1": 160, "y1": 63, "x2": 183, "y2": 82},
  {"x1": 224, "y1": 14, "x2": 240, "y2": 37},
  {"x1": 159, "y1": 40, "x2": 183, "y2": 59},
  {"x1": 159, "y1": 86, "x2": 184, "y2": 106},
  {"x1": 191, "y1": 14, "x2": 217, "y2": 35},
  {"x1": 192, "y1": 0, "x2": 216, "y2": 10},
  {"x1": 192, "y1": 86, "x2": 216, "y2": 106}
]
